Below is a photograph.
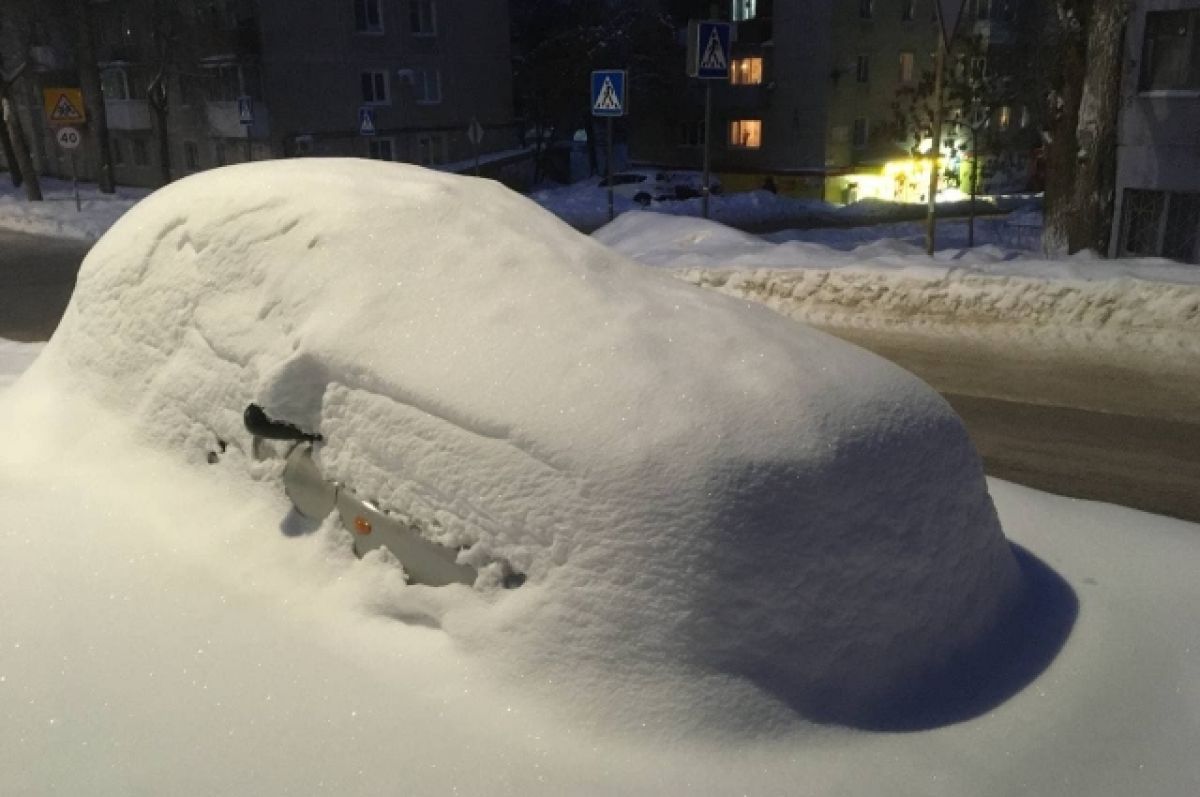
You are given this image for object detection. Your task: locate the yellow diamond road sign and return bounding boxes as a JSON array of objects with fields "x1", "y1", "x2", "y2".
[{"x1": 43, "y1": 88, "x2": 87, "y2": 125}]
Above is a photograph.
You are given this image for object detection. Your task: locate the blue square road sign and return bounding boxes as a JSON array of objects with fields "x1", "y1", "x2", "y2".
[
  {"x1": 591, "y1": 70, "x2": 627, "y2": 117},
  {"x1": 695, "y1": 21, "x2": 732, "y2": 80}
]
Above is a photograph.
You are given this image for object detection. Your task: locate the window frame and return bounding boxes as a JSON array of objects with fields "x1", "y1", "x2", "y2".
[
  {"x1": 361, "y1": 69, "x2": 391, "y2": 105},
  {"x1": 852, "y1": 117, "x2": 870, "y2": 150},
  {"x1": 368, "y1": 137, "x2": 396, "y2": 161},
  {"x1": 415, "y1": 132, "x2": 446, "y2": 165},
  {"x1": 414, "y1": 68, "x2": 442, "y2": 104},
  {"x1": 354, "y1": 0, "x2": 385, "y2": 34},
  {"x1": 856, "y1": 54, "x2": 870, "y2": 83},
  {"x1": 899, "y1": 51, "x2": 915, "y2": 84},
  {"x1": 411, "y1": 0, "x2": 437, "y2": 37},
  {"x1": 728, "y1": 118, "x2": 763, "y2": 150},
  {"x1": 1139, "y1": 10, "x2": 1200, "y2": 94},
  {"x1": 730, "y1": 56, "x2": 764, "y2": 86}
]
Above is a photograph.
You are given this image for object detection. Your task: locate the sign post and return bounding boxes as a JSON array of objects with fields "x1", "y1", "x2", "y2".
[
  {"x1": 467, "y1": 116, "x2": 484, "y2": 176},
  {"x1": 688, "y1": 21, "x2": 731, "y2": 219},
  {"x1": 55, "y1": 126, "x2": 83, "y2": 212},
  {"x1": 926, "y1": 0, "x2": 967, "y2": 255},
  {"x1": 591, "y1": 69, "x2": 627, "y2": 222},
  {"x1": 237, "y1": 96, "x2": 254, "y2": 162}
]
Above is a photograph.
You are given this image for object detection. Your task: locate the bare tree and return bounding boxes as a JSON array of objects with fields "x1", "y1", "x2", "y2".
[
  {"x1": 73, "y1": 0, "x2": 115, "y2": 193},
  {"x1": 1041, "y1": 0, "x2": 1130, "y2": 255},
  {"x1": 0, "y1": 59, "x2": 43, "y2": 200}
]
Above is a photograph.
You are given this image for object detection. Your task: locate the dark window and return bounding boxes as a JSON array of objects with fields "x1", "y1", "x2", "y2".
[
  {"x1": 901, "y1": 0, "x2": 916, "y2": 22},
  {"x1": 1121, "y1": 189, "x2": 1200, "y2": 263},
  {"x1": 111, "y1": 138, "x2": 125, "y2": 166},
  {"x1": 1140, "y1": 10, "x2": 1200, "y2": 91},
  {"x1": 411, "y1": 0, "x2": 436, "y2": 35},
  {"x1": 361, "y1": 70, "x2": 389, "y2": 104},
  {"x1": 976, "y1": 0, "x2": 991, "y2": 21},
  {"x1": 354, "y1": 0, "x2": 383, "y2": 32},
  {"x1": 368, "y1": 138, "x2": 394, "y2": 161},
  {"x1": 856, "y1": 54, "x2": 870, "y2": 83},
  {"x1": 852, "y1": 117, "x2": 869, "y2": 149},
  {"x1": 132, "y1": 138, "x2": 150, "y2": 166},
  {"x1": 859, "y1": 0, "x2": 873, "y2": 20},
  {"x1": 184, "y1": 141, "x2": 199, "y2": 170}
]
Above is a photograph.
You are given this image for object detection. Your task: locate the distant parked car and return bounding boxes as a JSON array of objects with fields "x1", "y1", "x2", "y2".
[{"x1": 597, "y1": 169, "x2": 721, "y2": 205}]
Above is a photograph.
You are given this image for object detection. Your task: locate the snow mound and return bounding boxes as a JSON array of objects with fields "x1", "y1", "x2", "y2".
[{"x1": 40, "y1": 160, "x2": 1021, "y2": 728}]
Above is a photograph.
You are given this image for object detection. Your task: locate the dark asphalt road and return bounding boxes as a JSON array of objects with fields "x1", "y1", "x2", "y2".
[
  {"x1": 1, "y1": 227, "x2": 1196, "y2": 522},
  {"x1": 0, "y1": 228, "x2": 91, "y2": 341}
]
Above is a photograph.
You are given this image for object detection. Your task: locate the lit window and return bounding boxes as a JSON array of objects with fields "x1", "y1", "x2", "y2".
[
  {"x1": 414, "y1": 68, "x2": 441, "y2": 104},
  {"x1": 899, "y1": 52, "x2": 915, "y2": 83},
  {"x1": 361, "y1": 70, "x2": 390, "y2": 104},
  {"x1": 729, "y1": 119, "x2": 762, "y2": 149},
  {"x1": 1140, "y1": 10, "x2": 1200, "y2": 91},
  {"x1": 411, "y1": 0, "x2": 436, "y2": 36},
  {"x1": 731, "y1": 0, "x2": 756, "y2": 22},
  {"x1": 730, "y1": 57, "x2": 763, "y2": 85},
  {"x1": 354, "y1": 0, "x2": 383, "y2": 33},
  {"x1": 997, "y1": 105, "x2": 1011, "y2": 130}
]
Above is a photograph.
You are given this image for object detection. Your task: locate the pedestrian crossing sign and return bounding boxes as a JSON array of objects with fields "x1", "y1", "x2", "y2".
[
  {"x1": 42, "y1": 88, "x2": 87, "y2": 125},
  {"x1": 358, "y1": 107, "x2": 377, "y2": 136},
  {"x1": 690, "y1": 21, "x2": 731, "y2": 80},
  {"x1": 591, "y1": 70, "x2": 627, "y2": 117}
]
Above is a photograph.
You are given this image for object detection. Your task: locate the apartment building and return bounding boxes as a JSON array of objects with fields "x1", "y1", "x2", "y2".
[
  {"x1": 632, "y1": 0, "x2": 1040, "y2": 202},
  {"x1": 4, "y1": 0, "x2": 516, "y2": 188},
  {"x1": 1110, "y1": 1, "x2": 1200, "y2": 264}
]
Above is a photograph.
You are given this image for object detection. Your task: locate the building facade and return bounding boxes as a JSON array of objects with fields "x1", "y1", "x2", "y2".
[
  {"x1": 1110, "y1": 1, "x2": 1200, "y2": 264},
  {"x1": 631, "y1": 0, "x2": 1041, "y2": 202},
  {"x1": 3, "y1": 0, "x2": 517, "y2": 188}
]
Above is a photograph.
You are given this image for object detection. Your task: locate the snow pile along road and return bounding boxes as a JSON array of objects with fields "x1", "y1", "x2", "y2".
[
  {"x1": 0, "y1": 177, "x2": 147, "y2": 241},
  {"x1": 33, "y1": 159, "x2": 1024, "y2": 730},
  {"x1": 597, "y1": 214, "x2": 1200, "y2": 364}
]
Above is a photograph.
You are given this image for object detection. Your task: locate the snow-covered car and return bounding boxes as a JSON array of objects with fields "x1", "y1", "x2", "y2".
[
  {"x1": 597, "y1": 169, "x2": 721, "y2": 205},
  {"x1": 48, "y1": 158, "x2": 1025, "y2": 728}
]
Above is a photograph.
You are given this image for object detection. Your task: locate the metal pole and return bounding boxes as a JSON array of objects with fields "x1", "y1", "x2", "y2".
[
  {"x1": 606, "y1": 116, "x2": 614, "y2": 222},
  {"x1": 474, "y1": 143, "x2": 480, "y2": 177},
  {"x1": 925, "y1": 39, "x2": 946, "y2": 256},
  {"x1": 72, "y1": 151, "x2": 81, "y2": 212},
  {"x1": 702, "y1": 80, "x2": 712, "y2": 219},
  {"x1": 245, "y1": 125, "x2": 252, "y2": 163}
]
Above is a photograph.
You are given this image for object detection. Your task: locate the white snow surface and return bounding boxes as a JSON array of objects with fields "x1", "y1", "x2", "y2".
[
  {"x1": 0, "y1": 339, "x2": 42, "y2": 390},
  {"x1": 23, "y1": 159, "x2": 1024, "y2": 732},
  {"x1": 4, "y1": 340, "x2": 1200, "y2": 795},
  {"x1": 0, "y1": 177, "x2": 147, "y2": 241},
  {"x1": 596, "y1": 213, "x2": 1200, "y2": 366}
]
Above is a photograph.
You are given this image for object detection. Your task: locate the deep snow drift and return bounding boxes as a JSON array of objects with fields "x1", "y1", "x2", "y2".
[{"x1": 34, "y1": 159, "x2": 1023, "y2": 728}]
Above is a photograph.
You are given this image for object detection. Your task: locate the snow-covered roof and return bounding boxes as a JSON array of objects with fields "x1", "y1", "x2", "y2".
[{"x1": 40, "y1": 159, "x2": 1020, "y2": 727}]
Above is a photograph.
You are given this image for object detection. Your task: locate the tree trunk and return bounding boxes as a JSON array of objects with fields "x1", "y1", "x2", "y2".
[
  {"x1": 75, "y1": 0, "x2": 116, "y2": 193},
  {"x1": 0, "y1": 118, "x2": 22, "y2": 187},
  {"x1": 152, "y1": 99, "x2": 171, "y2": 185},
  {"x1": 1042, "y1": 1, "x2": 1089, "y2": 255},
  {"x1": 1067, "y1": 0, "x2": 1127, "y2": 254},
  {"x1": 1, "y1": 95, "x2": 42, "y2": 201}
]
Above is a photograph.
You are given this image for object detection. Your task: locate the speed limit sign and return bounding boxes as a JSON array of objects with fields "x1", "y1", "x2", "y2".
[{"x1": 56, "y1": 126, "x2": 82, "y2": 150}]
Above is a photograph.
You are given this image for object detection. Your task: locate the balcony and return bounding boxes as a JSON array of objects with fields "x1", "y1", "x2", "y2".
[
  {"x1": 105, "y1": 99, "x2": 153, "y2": 130},
  {"x1": 206, "y1": 101, "x2": 270, "y2": 138}
]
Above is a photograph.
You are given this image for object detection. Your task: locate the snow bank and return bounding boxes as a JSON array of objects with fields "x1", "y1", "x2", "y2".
[
  {"x1": 0, "y1": 340, "x2": 43, "y2": 390},
  {"x1": 0, "y1": 177, "x2": 147, "y2": 241},
  {"x1": 39, "y1": 159, "x2": 1021, "y2": 728},
  {"x1": 597, "y1": 214, "x2": 1200, "y2": 363}
]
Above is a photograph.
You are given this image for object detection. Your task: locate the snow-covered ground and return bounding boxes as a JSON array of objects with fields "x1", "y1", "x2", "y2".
[
  {"x1": 596, "y1": 213, "x2": 1200, "y2": 391},
  {"x1": 530, "y1": 177, "x2": 1036, "y2": 232},
  {"x1": 0, "y1": 176, "x2": 147, "y2": 241},
  {"x1": 2, "y1": 163, "x2": 1199, "y2": 795}
]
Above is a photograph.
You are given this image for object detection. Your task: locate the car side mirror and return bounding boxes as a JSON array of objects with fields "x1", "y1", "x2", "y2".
[{"x1": 243, "y1": 403, "x2": 323, "y2": 442}]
